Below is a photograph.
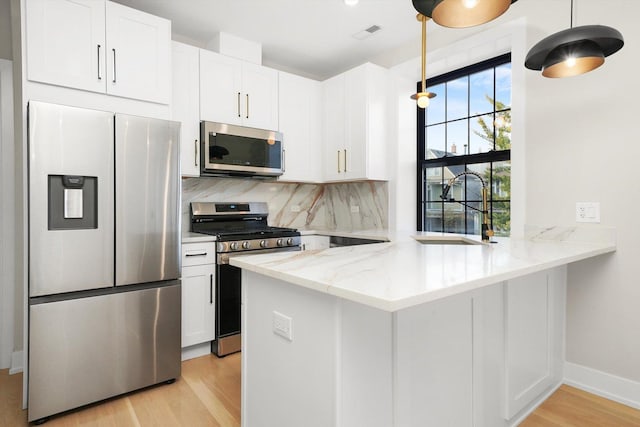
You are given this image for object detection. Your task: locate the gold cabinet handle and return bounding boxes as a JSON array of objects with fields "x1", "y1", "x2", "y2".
[
  {"x1": 343, "y1": 149, "x2": 347, "y2": 173},
  {"x1": 337, "y1": 150, "x2": 341, "y2": 173}
]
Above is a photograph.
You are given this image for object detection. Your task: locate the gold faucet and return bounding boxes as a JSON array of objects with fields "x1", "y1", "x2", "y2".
[{"x1": 440, "y1": 171, "x2": 495, "y2": 243}]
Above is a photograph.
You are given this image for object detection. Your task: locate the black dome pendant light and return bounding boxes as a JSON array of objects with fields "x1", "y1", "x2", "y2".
[
  {"x1": 412, "y1": 0, "x2": 518, "y2": 28},
  {"x1": 525, "y1": 0, "x2": 624, "y2": 78}
]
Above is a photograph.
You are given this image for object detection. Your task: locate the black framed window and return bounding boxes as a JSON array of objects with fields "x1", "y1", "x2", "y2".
[{"x1": 417, "y1": 54, "x2": 511, "y2": 236}]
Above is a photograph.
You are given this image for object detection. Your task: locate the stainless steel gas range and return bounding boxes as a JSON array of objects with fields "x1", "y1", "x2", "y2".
[{"x1": 190, "y1": 202, "x2": 301, "y2": 356}]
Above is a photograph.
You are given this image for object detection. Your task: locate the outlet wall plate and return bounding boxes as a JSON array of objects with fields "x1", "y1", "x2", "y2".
[
  {"x1": 273, "y1": 311, "x2": 293, "y2": 341},
  {"x1": 576, "y1": 202, "x2": 600, "y2": 223}
]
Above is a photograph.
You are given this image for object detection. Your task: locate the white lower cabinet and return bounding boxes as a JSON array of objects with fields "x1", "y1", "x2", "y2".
[
  {"x1": 181, "y1": 242, "x2": 216, "y2": 349},
  {"x1": 243, "y1": 266, "x2": 567, "y2": 427},
  {"x1": 504, "y1": 267, "x2": 566, "y2": 419}
]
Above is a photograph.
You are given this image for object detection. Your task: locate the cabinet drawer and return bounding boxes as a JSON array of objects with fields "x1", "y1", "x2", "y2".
[{"x1": 182, "y1": 242, "x2": 216, "y2": 266}]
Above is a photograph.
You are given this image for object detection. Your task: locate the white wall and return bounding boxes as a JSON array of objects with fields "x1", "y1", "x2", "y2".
[
  {"x1": 0, "y1": 59, "x2": 15, "y2": 370},
  {"x1": 0, "y1": 0, "x2": 12, "y2": 60},
  {"x1": 389, "y1": 0, "x2": 640, "y2": 396},
  {"x1": 522, "y1": 3, "x2": 640, "y2": 385}
]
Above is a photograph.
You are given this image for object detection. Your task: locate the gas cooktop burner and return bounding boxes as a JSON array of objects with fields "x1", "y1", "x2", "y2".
[
  {"x1": 190, "y1": 202, "x2": 302, "y2": 254},
  {"x1": 213, "y1": 227, "x2": 298, "y2": 239}
]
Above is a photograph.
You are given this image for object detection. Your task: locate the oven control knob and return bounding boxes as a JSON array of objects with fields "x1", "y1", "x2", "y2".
[
  {"x1": 230, "y1": 242, "x2": 239, "y2": 251},
  {"x1": 260, "y1": 240, "x2": 268, "y2": 248},
  {"x1": 277, "y1": 239, "x2": 284, "y2": 247},
  {"x1": 242, "y1": 241, "x2": 250, "y2": 249},
  {"x1": 286, "y1": 238, "x2": 294, "y2": 246}
]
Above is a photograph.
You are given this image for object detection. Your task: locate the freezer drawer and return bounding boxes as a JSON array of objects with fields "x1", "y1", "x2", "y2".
[{"x1": 28, "y1": 283, "x2": 181, "y2": 422}]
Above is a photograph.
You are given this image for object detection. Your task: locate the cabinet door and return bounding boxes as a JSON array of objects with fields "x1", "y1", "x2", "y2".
[
  {"x1": 105, "y1": 1, "x2": 171, "y2": 104},
  {"x1": 199, "y1": 50, "x2": 243, "y2": 124},
  {"x1": 505, "y1": 270, "x2": 554, "y2": 418},
  {"x1": 242, "y1": 62, "x2": 279, "y2": 130},
  {"x1": 172, "y1": 42, "x2": 200, "y2": 177},
  {"x1": 182, "y1": 264, "x2": 216, "y2": 348},
  {"x1": 322, "y1": 74, "x2": 346, "y2": 181},
  {"x1": 344, "y1": 66, "x2": 367, "y2": 180},
  {"x1": 278, "y1": 72, "x2": 322, "y2": 182},
  {"x1": 26, "y1": 0, "x2": 106, "y2": 93}
]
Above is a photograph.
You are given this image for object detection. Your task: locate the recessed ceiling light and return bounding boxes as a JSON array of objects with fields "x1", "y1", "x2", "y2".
[{"x1": 344, "y1": 0, "x2": 359, "y2": 6}]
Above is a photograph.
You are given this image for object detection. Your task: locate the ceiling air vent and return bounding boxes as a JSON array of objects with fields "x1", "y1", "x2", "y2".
[{"x1": 352, "y1": 25, "x2": 382, "y2": 40}]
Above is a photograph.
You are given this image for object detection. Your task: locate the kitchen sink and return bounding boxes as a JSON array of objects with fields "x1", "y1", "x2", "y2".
[{"x1": 412, "y1": 235, "x2": 486, "y2": 245}]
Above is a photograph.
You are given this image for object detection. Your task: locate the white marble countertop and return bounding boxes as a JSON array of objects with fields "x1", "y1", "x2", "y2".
[
  {"x1": 230, "y1": 227, "x2": 616, "y2": 312},
  {"x1": 182, "y1": 231, "x2": 216, "y2": 244}
]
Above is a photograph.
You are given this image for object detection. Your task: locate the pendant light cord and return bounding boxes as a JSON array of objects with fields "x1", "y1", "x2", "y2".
[
  {"x1": 570, "y1": 0, "x2": 574, "y2": 28},
  {"x1": 421, "y1": 15, "x2": 426, "y2": 92}
]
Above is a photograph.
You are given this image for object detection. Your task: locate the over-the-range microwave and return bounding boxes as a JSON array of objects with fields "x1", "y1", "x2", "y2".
[{"x1": 200, "y1": 121, "x2": 283, "y2": 178}]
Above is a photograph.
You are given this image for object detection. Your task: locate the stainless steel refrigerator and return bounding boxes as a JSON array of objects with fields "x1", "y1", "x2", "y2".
[{"x1": 27, "y1": 101, "x2": 181, "y2": 423}]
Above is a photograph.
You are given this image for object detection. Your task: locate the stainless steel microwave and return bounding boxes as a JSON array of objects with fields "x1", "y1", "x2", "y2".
[{"x1": 200, "y1": 121, "x2": 283, "y2": 178}]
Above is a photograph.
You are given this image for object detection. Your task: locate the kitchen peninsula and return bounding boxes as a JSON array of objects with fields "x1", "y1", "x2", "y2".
[{"x1": 231, "y1": 227, "x2": 615, "y2": 427}]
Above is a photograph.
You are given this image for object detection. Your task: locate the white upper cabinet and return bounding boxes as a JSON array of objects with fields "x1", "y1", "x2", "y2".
[
  {"x1": 171, "y1": 41, "x2": 200, "y2": 177},
  {"x1": 322, "y1": 63, "x2": 388, "y2": 182},
  {"x1": 104, "y1": 1, "x2": 171, "y2": 104},
  {"x1": 278, "y1": 71, "x2": 322, "y2": 182},
  {"x1": 200, "y1": 49, "x2": 278, "y2": 131},
  {"x1": 26, "y1": 0, "x2": 106, "y2": 93},
  {"x1": 26, "y1": 0, "x2": 171, "y2": 104}
]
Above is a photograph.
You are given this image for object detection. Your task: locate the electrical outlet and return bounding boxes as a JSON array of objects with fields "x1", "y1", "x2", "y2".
[
  {"x1": 576, "y1": 202, "x2": 600, "y2": 223},
  {"x1": 350, "y1": 205, "x2": 360, "y2": 213},
  {"x1": 290, "y1": 205, "x2": 301, "y2": 213},
  {"x1": 272, "y1": 311, "x2": 293, "y2": 341}
]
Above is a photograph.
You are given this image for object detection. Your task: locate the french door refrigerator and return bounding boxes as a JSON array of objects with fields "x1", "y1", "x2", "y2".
[{"x1": 27, "y1": 101, "x2": 181, "y2": 423}]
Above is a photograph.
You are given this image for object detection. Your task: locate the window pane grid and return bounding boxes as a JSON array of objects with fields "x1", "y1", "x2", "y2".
[{"x1": 417, "y1": 53, "x2": 511, "y2": 236}]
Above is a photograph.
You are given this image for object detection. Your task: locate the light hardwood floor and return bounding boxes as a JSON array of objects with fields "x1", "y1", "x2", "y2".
[
  {"x1": 1, "y1": 353, "x2": 241, "y2": 427},
  {"x1": 2, "y1": 354, "x2": 640, "y2": 426}
]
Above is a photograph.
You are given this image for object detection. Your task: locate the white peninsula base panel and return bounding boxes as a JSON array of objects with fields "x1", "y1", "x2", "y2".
[{"x1": 241, "y1": 267, "x2": 566, "y2": 427}]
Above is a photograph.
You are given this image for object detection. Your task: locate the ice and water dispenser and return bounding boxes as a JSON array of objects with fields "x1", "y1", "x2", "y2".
[{"x1": 47, "y1": 175, "x2": 97, "y2": 230}]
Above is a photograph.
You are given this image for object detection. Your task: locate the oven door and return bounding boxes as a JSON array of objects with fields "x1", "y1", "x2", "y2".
[
  {"x1": 215, "y1": 263, "x2": 242, "y2": 356},
  {"x1": 200, "y1": 121, "x2": 283, "y2": 177}
]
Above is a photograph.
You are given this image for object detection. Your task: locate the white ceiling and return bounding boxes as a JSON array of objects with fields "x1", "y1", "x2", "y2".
[{"x1": 111, "y1": 0, "x2": 423, "y2": 80}]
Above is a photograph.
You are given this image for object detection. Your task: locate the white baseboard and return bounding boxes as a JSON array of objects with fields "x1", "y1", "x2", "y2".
[
  {"x1": 181, "y1": 342, "x2": 212, "y2": 361},
  {"x1": 508, "y1": 381, "x2": 562, "y2": 427},
  {"x1": 10, "y1": 350, "x2": 23, "y2": 374},
  {"x1": 564, "y1": 362, "x2": 640, "y2": 410}
]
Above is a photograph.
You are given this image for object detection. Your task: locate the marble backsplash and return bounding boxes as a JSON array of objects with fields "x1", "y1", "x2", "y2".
[{"x1": 181, "y1": 177, "x2": 388, "y2": 233}]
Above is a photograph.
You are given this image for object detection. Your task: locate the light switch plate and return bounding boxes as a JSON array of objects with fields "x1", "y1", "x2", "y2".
[
  {"x1": 350, "y1": 205, "x2": 360, "y2": 213},
  {"x1": 576, "y1": 202, "x2": 600, "y2": 223},
  {"x1": 290, "y1": 205, "x2": 301, "y2": 213}
]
